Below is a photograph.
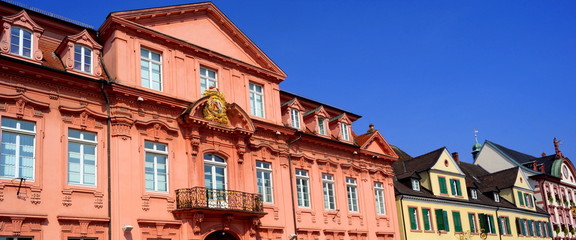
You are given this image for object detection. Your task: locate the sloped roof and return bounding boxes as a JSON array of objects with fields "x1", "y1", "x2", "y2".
[
  {"x1": 477, "y1": 167, "x2": 520, "y2": 191},
  {"x1": 488, "y1": 141, "x2": 537, "y2": 163},
  {"x1": 392, "y1": 147, "x2": 444, "y2": 180},
  {"x1": 391, "y1": 145, "x2": 412, "y2": 161},
  {"x1": 458, "y1": 161, "x2": 490, "y2": 187}
]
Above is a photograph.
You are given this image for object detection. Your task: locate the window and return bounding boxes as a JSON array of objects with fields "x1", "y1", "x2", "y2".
[
  {"x1": 435, "y1": 209, "x2": 450, "y2": 231},
  {"x1": 10, "y1": 26, "x2": 32, "y2": 58},
  {"x1": 524, "y1": 193, "x2": 533, "y2": 207},
  {"x1": 422, "y1": 208, "x2": 432, "y2": 231},
  {"x1": 340, "y1": 122, "x2": 350, "y2": 141},
  {"x1": 411, "y1": 178, "x2": 420, "y2": 191},
  {"x1": 322, "y1": 173, "x2": 336, "y2": 210},
  {"x1": 498, "y1": 216, "x2": 511, "y2": 235},
  {"x1": 74, "y1": 45, "x2": 92, "y2": 73},
  {"x1": 290, "y1": 108, "x2": 300, "y2": 129},
  {"x1": 438, "y1": 176, "x2": 448, "y2": 194},
  {"x1": 450, "y1": 179, "x2": 462, "y2": 196},
  {"x1": 479, "y1": 214, "x2": 496, "y2": 234},
  {"x1": 204, "y1": 154, "x2": 227, "y2": 207},
  {"x1": 518, "y1": 191, "x2": 525, "y2": 206},
  {"x1": 493, "y1": 192, "x2": 500, "y2": 202},
  {"x1": 256, "y1": 161, "x2": 273, "y2": 203},
  {"x1": 374, "y1": 182, "x2": 386, "y2": 215},
  {"x1": 317, "y1": 116, "x2": 326, "y2": 135},
  {"x1": 68, "y1": 129, "x2": 97, "y2": 186},
  {"x1": 535, "y1": 221, "x2": 541, "y2": 236},
  {"x1": 453, "y1": 211, "x2": 463, "y2": 232},
  {"x1": 408, "y1": 207, "x2": 419, "y2": 230},
  {"x1": 144, "y1": 141, "x2": 168, "y2": 192},
  {"x1": 141, "y1": 48, "x2": 162, "y2": 91},
  {"x1": 527, "y1": 220, "x2": 534, "y2": 236},
  {"x1": 471, "y1": 189, "x2": 478, "y2": 199},
  {"x1": 346, "y1": 177, "x2": 358, "y2": 212},
  {"x1": 200, "y1": 67, "x2": 217, "y2": 94},
  {"x1": 469, "y1": 213, "x2": 478, "y2": 233},
  {"x1": 517, "y1": 218, "x2": 527, "y2": 236},
  {"x1": 1, "y1": 118, "x2": 35, "y2": 179},
  {"x1": 296, "y1": 169, "x2": 310, "y2": 207},
  {"x1": 249, "y1": 83, "x2": 264, "y2": 117}
]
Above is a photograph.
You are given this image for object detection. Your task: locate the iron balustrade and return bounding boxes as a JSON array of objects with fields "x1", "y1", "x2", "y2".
[{"x1": 175, "y1": 187, "x2": 264, "y2": 213}]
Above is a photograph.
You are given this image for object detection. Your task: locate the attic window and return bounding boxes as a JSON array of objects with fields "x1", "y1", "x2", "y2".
[
  {"x1": 493, "y1": 192, "x2": 500, "y2": 202},
  {"x1": 74, "y1": 44, "x2": 92, "y2": 73},
  {"x1": 340, "y1": 122, "x2": 350, "y2": 141},
  {"x1": 411, "y1": 178, "x2": 420, "y2": 191},
  {"x1": 471, "y1": 189, "x2": 478, "y2": 199},
  {"x1": 290, "y1": 108, "x2": 301, "y2": 129},
  {"x1": 317, "y1": 116, "x2": 327, "y2": 135}
]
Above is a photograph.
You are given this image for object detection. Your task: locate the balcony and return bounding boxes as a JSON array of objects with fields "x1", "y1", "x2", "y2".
[{"x1": 174, "y1": 187, "x2": 265, "y2": 216}]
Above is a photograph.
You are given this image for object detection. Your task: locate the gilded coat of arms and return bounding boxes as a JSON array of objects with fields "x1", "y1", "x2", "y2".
[{"x1": 203, "y1": 88, "x2": 228, "y2": 124}]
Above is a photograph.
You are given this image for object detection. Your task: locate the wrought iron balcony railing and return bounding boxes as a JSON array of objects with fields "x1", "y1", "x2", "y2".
[{"x1": 175, "y1": 187, "x2": 264, "y2": 213}]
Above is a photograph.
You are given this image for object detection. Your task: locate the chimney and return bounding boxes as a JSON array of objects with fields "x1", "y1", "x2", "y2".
[
  {"x1": 452, "y1": 152, "x2": 460, "y2": 163},
  {"x1": 541, "y1": 152, "x2": 547, "y2": 157},
  {"x1": 532, "y1": 162, "x2": 538, "y2": 171}
]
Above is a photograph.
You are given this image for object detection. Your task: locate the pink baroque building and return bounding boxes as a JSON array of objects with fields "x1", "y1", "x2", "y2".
[{"x1": 0, "y1": 1, "x2": 400, "y2": 240}]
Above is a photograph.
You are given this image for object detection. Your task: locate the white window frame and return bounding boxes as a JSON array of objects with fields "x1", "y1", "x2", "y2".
[
  {"x1": 296, "y1": 169, "x2": 310, "y2": 208},
  {"x1": 10, "y1": 26, "x2": 32, "y2": 58},
  {"x1": 256, "y1": 161, "x2": 273, "y2": 203},
  {"x1": 200, "y1": 67, "x2": 217, "y2": 94},
  {"x1": 144, "y1": 141, "x2": 168, "y2": 192},
  {"x1": 471, "y1": 189, "x2": 478, "y2": 199},
  {"x1": 347, "y1": 177, "x2": 359, "y2": 212},
  {"x1": 317, "y1": 116, "x2": 327, "y2": 135},
  {"x1": 411, "y1": 178, "x2": 420, "y2": 191},
  {"x1": 340, "y1": 122, "x2": 350, "y2": 141},
  {"x1": 249, "y1": 82, "x2": 265, "y2": 118},
  {"x1": 290, "y1": 108, "x2": 301, "y2": 129},
  {"x1": 140, "y1": 48, "x2": 162, "y2": 91},
  {"x1": 74, "y1": 44, "x2": 92, "y2": 73},
  {"x1": 1, "y1": 118, "x2": 36, "y2": 180},
  {"x1": 374, "y1": 182, "x2": 386, "y2": 215},
  {"x1": 525, "y1": 193, "x2": 533, "y2": 207},
  {"x1": 322, "y1": 173, "x2": 336, "y2": 210},
  {"x1": 67, "y1": 129, "x2": 97, "y2": 186},
  {"x1": 494, "y1": 192, "x2": 500, "y2": 202}
]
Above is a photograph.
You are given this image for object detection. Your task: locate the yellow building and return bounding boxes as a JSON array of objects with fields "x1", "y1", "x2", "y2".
[{"x1": 393, "y1": 147, "x2": 552, "y2": 240}]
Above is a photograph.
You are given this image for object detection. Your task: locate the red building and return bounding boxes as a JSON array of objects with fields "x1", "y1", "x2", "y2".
[{"x1": 0, "y1": 1, "x2": 399, "y2": 239}]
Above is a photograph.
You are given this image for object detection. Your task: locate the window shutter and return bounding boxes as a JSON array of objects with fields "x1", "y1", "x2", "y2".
[
  {"x1": 439, "y1": 177, "x2": 447, "y2": 194},
  {"x1": 489, "y1": 215, "x2": 496, "y2": 233},
  {"x1": 422, "y1": 209, "x2": 430, "y2": 230},
  {"x1": 455, "y1": 180, "x2": 461, "y2": 195},
  {"x1": 516, "y1": 218, "x2": 522, "y2": 235},
  {"x1": 450, "y1": 179, "x2": 455, "y2": 195},
  {"x1": 547, "y1": 222, "x2": 553, "y2": 237},
  {"x1": 435, "y1": 209, "x2": 445, "y2": 231},
  {"x1": 518, "y1": 192, "x2": 524, "y2": 205},
  {"x1": 453, "y1": 212, "x2": 462, "y2": 232},
  {"x1": 498, "y1": 217, "x2": 504, "y2": 235},
  {"x1": 479, "y1": 214, "x2": 487, "y2": 233},
  {"x1": 468, "y1": 214, "x2": 476, "y2": 232},
  {"x1": 443, "y1": 211, "x2": 450, "y2": 232},
  {"x1": 520, "y1": 219, "x2": 527, "y2": 236},
  {"x1": 409, "y1": 207, "x2": 417, "y2": 230},
  {"x1": 528, "y1": 220, "x2": 534, "y2": 236},
  {"x1": 505, "y1": 218, "x2": 511, "y2": 235}
]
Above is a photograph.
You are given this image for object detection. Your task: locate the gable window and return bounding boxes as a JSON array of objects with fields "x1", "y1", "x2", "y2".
[
  {"x1": 249, "y1": 83, "x2": 264, "y2": 118},
  {"x1": 471, "y1": 189, "x2": 478, "y2": 199},
  {"x1": 68, "y1": 129, "x2": 97, "y2": 186},
  {"x1": 317, "y1": 116, "x2": 327, "y2": 135},
  {"x1": 408, "y1": 207, "x2": 419, "y2": 230},
  {"x1": 450, "y1": 179, "x2": 462, "y2": 196},
  {"x1": 290, "y1": 108, "x2": 301, "y2": 129},
  {"x1": 1, "y1": 118, "x2": 35, "y2": 180},
  {"x1": 200, "y1": 67, "x2": 217, "y2": 94},
  {"x1": 422, "y1": 208, "x2": 432, "y2": 231},
  {"x1": 524, "y1": 193, "x2": 533, "y2": 207},
  {"x1": 144, "y1": 141, "x2": 168, "y2": 192},
  {"x1": 452, "y1": 211, "x2": 463, "y2": 232},
  {"x1": 346, "y1": 177, "x2": 359, "y2": 212},
  {"x1": 141, "y1": 48, "x2": 162, "y2": 91},
  {"x1": 469, "y1": 213, "x2": 478, "y2": 233},
  {"x1": 493, "y1": 192, "x2": 500, "y2": 202},
  {"x1": 340, "y1": 122, "x2": 350, "y2": 141},
  {"x1": 374, "y1": 182, "x2": 386, "y2": 215},
  {"x1": 435, "y1": 209, "x2": 450, "y2": 232},
  {"x1": 296, "y1": 169, "x2": 310, "y2": 207},
  {"x1": 74, "y1": 45, "x2": 92, "y2": 73},
  {"x1": 517, "y1": 191, "x2": 525, "y2": 206},
  {"x1": 10, "y1": 26, "x2": 32, "y2": 58},
  {"x1": 438, "y1": 176, "x2": 448, "y2": 194},
  {"x1": 256, "y1": 161, "x2": 273, "y2": 203},
  {"x1": 411, "y1": 178, "x2": 420, "y2": 191},
  {"x1": 322, "y1": 173, "x2": 336, "y2": 210}
]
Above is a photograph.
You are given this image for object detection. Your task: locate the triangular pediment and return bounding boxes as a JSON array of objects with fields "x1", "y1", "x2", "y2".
[
  {"x1": 431, "y1": 149, "x2": 465, "y2": 175},
  {"x1": 110, "y1": 3, "x2": 284, "y2": 77},
  {"x1": 513, "y1": 170, "x2": 532, "y2": 190},
  {"x1": 359, "y1": 130, "x2": 397, "y2": 158}
]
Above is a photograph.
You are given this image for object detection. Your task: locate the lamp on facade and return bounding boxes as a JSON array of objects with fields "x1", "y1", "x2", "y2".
[{"x1": 122, "y1": 225, "x2": 134, "y2": 232}]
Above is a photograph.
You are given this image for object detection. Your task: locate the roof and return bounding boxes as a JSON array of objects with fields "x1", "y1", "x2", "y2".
[
  {"x1": 487, "y1": 141, "x2": 537, "y2": 163},
  {"x1": 458, "y1": 161, "x2": 490, "y2": 187},
  {"x1": 393, "y1": 147, "x2": 444, "y2": 180},
  {"x1": 477, "y1": 167, "x2": 520, "y2": 191},
  {"x1": 391, "y1": 145, "x2": 412, "y2": 161},
  {"x1": 280, "y1": 90, "x2": 361, "y2": 120}
]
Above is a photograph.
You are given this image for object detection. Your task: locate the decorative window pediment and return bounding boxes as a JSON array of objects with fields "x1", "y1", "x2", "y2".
[
  {"x1": 55, "y1": 29, "x2": 103, "y2": 78},
  {"x1": 1, "y1": 10, "x2": 44, "y2": 62}
]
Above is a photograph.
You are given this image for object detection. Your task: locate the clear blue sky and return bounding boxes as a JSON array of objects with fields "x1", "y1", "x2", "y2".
[{"x1": 15, "y1": 0, "x2": 576, "y2": 162}]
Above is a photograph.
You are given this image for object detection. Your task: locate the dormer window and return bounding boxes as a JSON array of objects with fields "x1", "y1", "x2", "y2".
[
  {"x1": 340, "y1": 122, "x2": 350, "y2": 141},
  {"x1": 10, "y1": 26, "x2": 32, "y2": 58},
  {"x1": 317, "y1": 116, "x2": 327, "y2": 135},
  {"x1": 74, "y1": 45, "x2": 92, "y2": 73},
  {"x1": 494, "y1": 192, "x2": 500, "y2": 202},
  {"x1": 411, "y1": 178, "x2": 420, "y2": 191},
  {"x1": 290, "y1": 108, "x2": 301, "y2": 129},
  {"x1": 471, "y1": 189, "x2": 478, "y2": 199}
]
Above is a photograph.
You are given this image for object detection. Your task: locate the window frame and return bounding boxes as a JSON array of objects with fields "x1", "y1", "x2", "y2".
[
  {"x1": 450, "y1": 178, "x2": 462, "y2": 196},
  {"x1": 0, "y1": 117, "x2": 36, "y2": 180},
  {"x1": 411, "y1": 178, "x2": 420, "y2": 191},
  {"x1": 67, "y1": 129, "x2": 97, "y2": 186},
  {"x1": 471, "y1": 189, "x2": 478, "y2": 199},
  {"x1": 322, "y1": 173, "x2": 336, "y2": 210},
  {"x1": 374, "y1": 182, "x2": 386, "y2": 215},
  {"x1": 340, "y1": 122, "x2": 350, "y2": 141},
  {"x1": 256, "y1": 161, "x2": 273, "y2": 203},
  {"x1": 73, "y1": 44, "x2": 92, "y2": 74},
  {"x1": 290, "y1": 108, "x2": 301, "y2": 129},
  {"x1": 493, "y1": 192, "x2": 500, "y2": 202},
  {"x1": 200, "y1": 66, "x2": 217, "y2": 94},
  {"x1": 408, "y1": 206, "x2": 420, "y2": 231},
  {"x1": 317, "y1": 116, "x2": 327, "y2": 135},
  {"x1": 438, "y1": 176, "x2": 448, "y2": 194},
  {"x1": 422, "y1": 208, "x2": 433, "y2": 231},
  {"x1": 10, "y1": 26, "x2": 33, "y2": 58},
  {"x1": 140, "y1": 48, "x2": 163, "y2": 91},
  {"x1": 249, "y1": 82, "x2": 265, "y2": 118},
  {"x1": 296, "y1": 169, "x2": 310, "y2": 208},
  {"x1": 144, "y1": 141, "x2": 169, "y2": 192},
  {"x1": 346, "y1": 177, "x2": 359, "y2": 212},
  {"x1": 468, "y1": 213, "x2": 478, "y2": 233}
]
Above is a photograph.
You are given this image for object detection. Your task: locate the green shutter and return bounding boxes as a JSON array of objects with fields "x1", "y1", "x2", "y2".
[
  {"x1": 536, "y1": 221, "x2": 541, "y2": 236},
  {"x1": 518, "y1": 192, "x2": 524, "y2": 205},
  {"x1": 408, "y1": 207, "x2": 418, "y2": 230},
  {"x1": 439, "y1": 177, "x2": 447, "y2": 194},
  {"x1": 453, "y1": 212, "x2": 462, "y2": 232},
  {"x1": 450, "y1": 179, "x2": 455, "y2": 195},
  {"x1": 489, "y1": 215, "x2": 496, "y2": 233},
  {"x1": 422, "y1": 209, "x2": 430, "y2": 230},
  {"x1": 455, "y1": 180, "x2": 461, "y2": 196},
  {"x1": 469, "y1": 214, "x2": 476, "y2": 233},
  {"x1": 547, "y1": 222, "x2": 553, "y2": 237},
  {"x1": 436, "y1": 209, "x2": 445, "y2": 230},
  {"x1": 505, "y1": 217, "x2": 511, "y2": 235},
  {"x1": 498, "y1": 217, "x2": 504, "y2": 234},
  {"x1": 520, "y1": 219, "x2": 527, "y2": 236},
  {"x1": 479, "y1": 214, "x2": 487, "y2": 233},
  {"x1": 516, "y1": 218, "x2": 522, "y2": 235},
  {"x1": 443, "y1": 211, "x2": 450, "y2": 232},
  {"x1": 528, "y1": 220, "x2": 534, "y2": 236}
]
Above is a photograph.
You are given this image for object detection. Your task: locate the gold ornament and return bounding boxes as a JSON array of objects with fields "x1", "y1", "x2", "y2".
[{"x1": 202, "y1": 88, "x2": 228, "y2": 124}]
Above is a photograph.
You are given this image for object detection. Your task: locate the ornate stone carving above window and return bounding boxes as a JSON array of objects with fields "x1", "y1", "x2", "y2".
[
  {"x1": 55, "y1": 29, "x2": 103, "y2": 78},
  {"x1": 0, "y1": 10, "x2": 44, "y2": 63}
]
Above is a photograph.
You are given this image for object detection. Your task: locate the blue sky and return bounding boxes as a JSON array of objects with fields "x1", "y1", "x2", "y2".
[{"x1": 15, "y1": 0, "x2": 576, "y2": 161}]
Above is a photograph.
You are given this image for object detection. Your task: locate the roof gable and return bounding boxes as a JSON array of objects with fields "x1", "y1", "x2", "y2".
[
  {"x1": 357, "y1": 129, "x2": 397, "y2": 157},
  {"x1": 431, "y1": 148, "x2": 465, "y2": 175},
  {"x1": 109, "y1": 2, "x2": 285, "y2": 78}
]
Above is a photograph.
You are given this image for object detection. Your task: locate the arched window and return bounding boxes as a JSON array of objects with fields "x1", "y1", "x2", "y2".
[{"x1": 10, "y1": 26, "x2": 33, "y2": 58}]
